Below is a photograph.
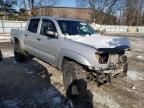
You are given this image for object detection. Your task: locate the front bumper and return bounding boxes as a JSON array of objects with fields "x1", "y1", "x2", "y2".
[{"x1": 103, "y1": 68, "x2": 123, "y2": 77}]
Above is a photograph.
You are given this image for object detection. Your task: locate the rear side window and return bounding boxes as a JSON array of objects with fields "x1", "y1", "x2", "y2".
[{"x1": 28, "y1": 19, "x2": 40, "y2": 33}]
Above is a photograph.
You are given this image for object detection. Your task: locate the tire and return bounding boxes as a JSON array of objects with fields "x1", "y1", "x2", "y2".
[
  {"x1": 14, "y1": 42, "x2": 26, "y2": 62},
  {"x1": 62, "y1": 60, "x2": 87, "y2": 98}
]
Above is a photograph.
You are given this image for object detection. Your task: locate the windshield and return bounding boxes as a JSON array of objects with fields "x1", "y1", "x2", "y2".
[{"x1": 57, "y1": 20, "x2": 96, "y2": 36}]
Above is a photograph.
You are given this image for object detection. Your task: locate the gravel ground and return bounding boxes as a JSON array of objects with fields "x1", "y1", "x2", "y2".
[{"x1": 0, "y1": 34, "x2": 144, "y2": 108}]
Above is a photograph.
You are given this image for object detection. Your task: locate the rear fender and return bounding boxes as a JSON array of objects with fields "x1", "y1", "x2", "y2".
[{"x1": 12, "y1": 36, "x2": 25, "y2": 53}]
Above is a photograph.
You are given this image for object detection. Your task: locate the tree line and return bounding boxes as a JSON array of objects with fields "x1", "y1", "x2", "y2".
[
  {"x1": 0, "y1": 0, "x2": 59, "y2": 20},
  {"x1": 77, "y1": 0, "x2": 144, "y2": 25},
  {"x1": 0, "y1": 0, "x2": 144, "y2": 25}
]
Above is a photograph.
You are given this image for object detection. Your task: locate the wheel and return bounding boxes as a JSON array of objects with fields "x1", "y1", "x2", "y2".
[
  {"x1": 62, "y1": 60, "x2": 87, "y2": 98},
  {"x1": 0, "y1": 50, "x2": 2, "y2": 61},
  {"x1": 14, "y1": 42, "x2": 26, "y2": 62}
]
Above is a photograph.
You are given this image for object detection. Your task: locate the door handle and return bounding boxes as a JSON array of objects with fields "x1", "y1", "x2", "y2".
[
  {"x1": 37, "y1": 38, "x2": 41, "y2": 41},
  {"x1": 24, "y1": 34, "x2": 28, "y2": 37}
]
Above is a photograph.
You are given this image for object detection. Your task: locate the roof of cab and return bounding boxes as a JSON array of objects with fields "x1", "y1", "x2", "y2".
[{"x1": 30, "y1": 16, "x2": 82, "y2": 22}]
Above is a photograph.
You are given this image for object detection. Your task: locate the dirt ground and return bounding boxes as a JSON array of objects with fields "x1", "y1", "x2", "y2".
[{"x1": 0, "y1": 34, "x2": 144, "y2": 108}]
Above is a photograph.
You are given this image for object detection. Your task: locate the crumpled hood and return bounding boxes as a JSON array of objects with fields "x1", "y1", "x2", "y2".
[{"x1": 66, "y1": 34, "x2": 130, "y2": 49}]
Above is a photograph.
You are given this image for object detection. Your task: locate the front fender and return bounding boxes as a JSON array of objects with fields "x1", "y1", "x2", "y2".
[{"x1": 57, "y1": 49, "x2": 92, "y2": 70}]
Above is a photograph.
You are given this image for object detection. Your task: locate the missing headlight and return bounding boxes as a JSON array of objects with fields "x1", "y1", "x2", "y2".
[{"x1": 96, "y1": 53, "x2": 109, "y2": 64}]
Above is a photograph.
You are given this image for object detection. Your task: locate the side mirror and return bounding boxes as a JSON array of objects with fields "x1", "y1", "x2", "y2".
[{"x1": 46, "y1": 31, "x2": 58, "y2": 38}]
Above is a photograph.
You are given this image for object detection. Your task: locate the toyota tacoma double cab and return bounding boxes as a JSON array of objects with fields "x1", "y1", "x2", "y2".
[{"x1": 10, "y1": 16, "x2": 130, "y2": 92}]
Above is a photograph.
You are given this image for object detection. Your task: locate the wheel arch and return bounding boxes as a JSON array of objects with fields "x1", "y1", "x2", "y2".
[
  {"x1": 57, "y1": 49, "x2": 92, "y2": 70},
  {"x1": 13, "y1": 37, "x2": 19, "y2": 44},
  {"x1": 13, "y1": 36, "x2": 25, "y2": 51}
]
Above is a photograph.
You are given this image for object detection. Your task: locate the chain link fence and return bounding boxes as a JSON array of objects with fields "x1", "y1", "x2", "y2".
[
  {"x1": 0, "y1": 20, "x2": 144, "y2": 34},
  {"x1": 91, "y1": 23, "x2": 144, "y2": 33},
  {"x1": 0, "y1": 20, "x2": 27, "y2": 33}
]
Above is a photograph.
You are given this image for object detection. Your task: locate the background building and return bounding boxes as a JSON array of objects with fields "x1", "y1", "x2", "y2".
[{"x1": 35, "y1": 7, "x2": 116, "y2": 24}]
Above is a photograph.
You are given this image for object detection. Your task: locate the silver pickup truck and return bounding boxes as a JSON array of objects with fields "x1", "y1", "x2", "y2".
[{"x1": 10, "y1": 16, "x2": 130, "y2": 91}]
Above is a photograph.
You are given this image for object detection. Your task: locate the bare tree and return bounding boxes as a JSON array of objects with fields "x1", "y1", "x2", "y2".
[
  {"x1": 76, "y1": 0, "x2": 123, "y2": 24},
  {"x1": 17, "y1": 0, "x2": 59, "y2": 17},
  {"x1": 124, "y1": 0, "x2": 144, "y2": 25},
  {"x1": 0, "y1": 0, "x2": 17, "y2": 20}
]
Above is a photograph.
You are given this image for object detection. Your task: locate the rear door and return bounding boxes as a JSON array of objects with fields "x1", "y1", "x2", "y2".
[{"x1": 24, "y1": 18, "x2": 40, "y2": 54}]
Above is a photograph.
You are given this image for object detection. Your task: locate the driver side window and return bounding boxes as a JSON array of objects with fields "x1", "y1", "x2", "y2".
[{"x1": 40, "y1": 19, "x2": 56, "y2": 36}]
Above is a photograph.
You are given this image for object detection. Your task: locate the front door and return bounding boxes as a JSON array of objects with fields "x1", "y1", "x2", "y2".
[{"x1": 36, "y1": 19, "x2": 59, "y2": 65}]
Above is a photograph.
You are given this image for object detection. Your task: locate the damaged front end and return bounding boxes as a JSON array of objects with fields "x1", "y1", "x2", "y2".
[{"x1": 88, "y1": 46, "x2": 130, "y2": 85}]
